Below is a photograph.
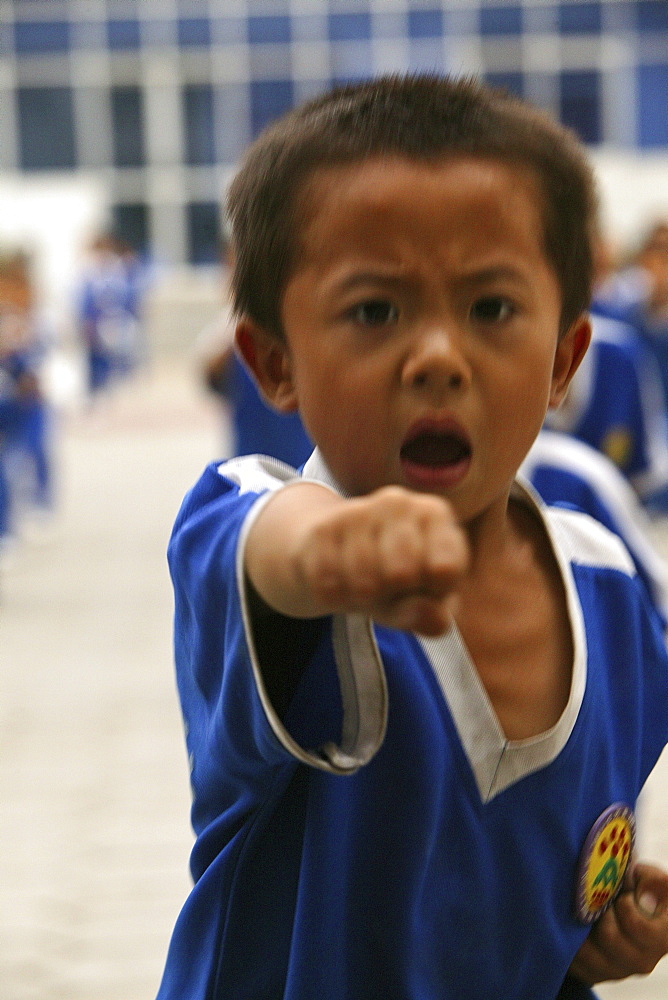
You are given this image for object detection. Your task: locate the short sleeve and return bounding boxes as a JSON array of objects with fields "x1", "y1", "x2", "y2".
[{"x1": 167, "y1": 456, "x2": 388, "y2": 837}]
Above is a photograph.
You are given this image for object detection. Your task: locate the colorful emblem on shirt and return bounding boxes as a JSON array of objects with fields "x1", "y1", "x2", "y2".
[
  {"x1": 575, "y1": 803, "x2": 635, "y2": 924},
  {"x1": 601, "y1": 427, "x2": 633, "y2": 470}
]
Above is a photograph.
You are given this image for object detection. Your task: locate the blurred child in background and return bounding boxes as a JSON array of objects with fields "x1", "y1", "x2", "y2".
[
  {"x1": 76, "y1": 232, "x2": 147, "y2": 401},
  {"x1": 547, "y1": 225, "x2": 668, "y2": 512},
  {"x1": 197, "y1": 238, "x2": 312, "y2": 467},
  {"x1": 0, "y1": 251, "x2": 54, "y2": 555}
]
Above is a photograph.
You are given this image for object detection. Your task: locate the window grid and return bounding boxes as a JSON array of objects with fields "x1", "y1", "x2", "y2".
[{"x1": 2, "y1": 0, "x2": 667, "y2": 263}]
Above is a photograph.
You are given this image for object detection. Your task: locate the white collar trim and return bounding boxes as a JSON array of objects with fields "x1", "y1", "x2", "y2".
[
  {"x1": 419, "y1": 481, "x2": 587, "y2": 802},
  {"x1": 301, "y1": 451, "x2": 587, "y2": 802}
]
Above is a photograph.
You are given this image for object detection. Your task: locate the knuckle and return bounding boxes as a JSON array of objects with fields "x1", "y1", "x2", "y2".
[{"x1": 381, "y1": 546, "x2": 422, "y2": 592}]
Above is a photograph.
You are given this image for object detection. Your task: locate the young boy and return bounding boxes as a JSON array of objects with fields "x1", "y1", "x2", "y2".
[{"x1": 157, "y1": 76, "x2": 668, "y2": 999}]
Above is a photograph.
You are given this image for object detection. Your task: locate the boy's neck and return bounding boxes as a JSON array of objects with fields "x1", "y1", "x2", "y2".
[
  {"x1": 455, "y1": 490, "x2": 573, "y2": 741},
  {"x1": 458, "y1": 487, "x2": 530, "y2": 577}
]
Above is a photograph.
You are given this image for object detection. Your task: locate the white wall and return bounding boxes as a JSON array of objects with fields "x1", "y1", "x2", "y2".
[
  {"x1": 591, "y1": 150, "x2": 668, "y2": 252},
  {"x1": 0, "y1": 174, "x2": 108, "y2": 342}
]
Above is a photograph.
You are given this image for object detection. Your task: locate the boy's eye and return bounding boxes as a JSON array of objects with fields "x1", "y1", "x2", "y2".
[
  {"x1": 351, "y1": 300, "x2": 399, "y2": 326},
  {"x1": 470, "y1": 296, "x2": 514, "y2": 323}
]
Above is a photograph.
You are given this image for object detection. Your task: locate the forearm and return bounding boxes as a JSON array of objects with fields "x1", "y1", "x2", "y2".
[{"x1": 245, "y1": 481, "x2": 345, "y2": 619}]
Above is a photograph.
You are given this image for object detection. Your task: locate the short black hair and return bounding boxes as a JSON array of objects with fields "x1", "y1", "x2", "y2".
[{"x1": 228, "y1": 73, "x2": 597, "y2": 339}]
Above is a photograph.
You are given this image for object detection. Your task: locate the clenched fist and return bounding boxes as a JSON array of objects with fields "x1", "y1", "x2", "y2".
[{"x1": 246, "y1": 482, "x2": 468, "y2": 636}]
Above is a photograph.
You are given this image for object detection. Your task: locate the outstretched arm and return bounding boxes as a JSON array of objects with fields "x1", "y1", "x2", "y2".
[
  {"x1": 569, "y1": 863, "x2": 668, "y2": 985},
  {"x1": 245, "y1": 482, "x2": 468, "y2": 637}
]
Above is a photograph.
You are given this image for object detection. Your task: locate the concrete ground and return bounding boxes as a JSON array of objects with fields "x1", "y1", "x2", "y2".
[{"x1": 0, "y1": 358, "x2": 667, "y2": 1000}]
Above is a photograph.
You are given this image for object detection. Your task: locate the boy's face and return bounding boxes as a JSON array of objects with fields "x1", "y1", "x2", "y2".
[{"x1": 240, "y1": 156, "x2": 589, "y2": 523}]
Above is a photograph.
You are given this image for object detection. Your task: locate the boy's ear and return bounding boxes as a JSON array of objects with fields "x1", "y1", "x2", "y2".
[
  {"x1": 234, "y1": 318, "x2": 299, "y2": 413},
  {"x1": 549, "y1": 314, "x2": 591, "y2": 409}
]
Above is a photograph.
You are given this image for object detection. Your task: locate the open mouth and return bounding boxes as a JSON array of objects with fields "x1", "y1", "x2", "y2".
[{"x1": 400, "y1": 430, "x2": 471, "y2": 468}]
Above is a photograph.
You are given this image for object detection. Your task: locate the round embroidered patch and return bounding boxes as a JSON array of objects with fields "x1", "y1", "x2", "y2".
[
  {"x1": 575, "y1": 803, "x2": 635, "y2": 924},
  {"x1": 602, "y1": 427, "x2": 633, "y2": 469}
]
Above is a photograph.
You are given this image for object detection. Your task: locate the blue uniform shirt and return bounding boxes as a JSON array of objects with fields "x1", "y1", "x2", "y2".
[{"x1": 157, "y1": 450, "x2": 668, "y2": 1000}]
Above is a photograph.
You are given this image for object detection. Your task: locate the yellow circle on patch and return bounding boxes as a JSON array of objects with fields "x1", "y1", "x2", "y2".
[
  {"x1": 575, "y1": 803, "x2": 635, "y2": 924},
  {"x1": 602, "y1": 428, "x2": 633, "y2": 469}
]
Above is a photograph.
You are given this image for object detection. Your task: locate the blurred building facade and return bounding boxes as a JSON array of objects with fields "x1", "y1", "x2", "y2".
[{"x1": 0, "y1": 0, "x2": 667, "y2": 271}]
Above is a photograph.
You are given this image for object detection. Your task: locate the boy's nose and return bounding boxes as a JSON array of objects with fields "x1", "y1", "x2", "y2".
[{"x1": 401, "y1": 328, "x2": 470, "y2": 396}]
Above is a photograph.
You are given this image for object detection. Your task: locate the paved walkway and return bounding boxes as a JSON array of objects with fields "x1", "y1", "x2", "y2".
[
  {"x1": 0, "y1": 362, "x2": 220, "y2": 1000},
  {"x1": 0, "y1": 359, "x2": 666, "y2": 999}
]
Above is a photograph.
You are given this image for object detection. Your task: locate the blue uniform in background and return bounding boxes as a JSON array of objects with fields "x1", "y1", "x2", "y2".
[
  {"x1": 0, "y1": 346, "x2": 52, "y2": 541},
  {"x1": 547, "y1": 311, "x2": 668, "y2": 504},
  {"x1": 78, "y1": 245, "x2": 144, "y2": 394},
  {"x1": 522, "y1": 430, "x2": 668, "y2": 629},
  {"x1": 229, "y1": 354, "x2": 312, "y2": 467}
]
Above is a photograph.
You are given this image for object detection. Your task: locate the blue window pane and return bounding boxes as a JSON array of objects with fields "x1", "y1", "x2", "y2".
[
  {"x1": 14, "y1": 20, "x2": 70, "y2": 54},
  {"x1": 17, "y1": 87, "x2": 76, "y2": 170},
  {"x1": 636, "y1": 1, "x2": 668, "y2": 30},
  {"x1": 112, "y1": 203, "x2": 149, "y2": 257},
  {"x1": 107, "y1": 19, "x2": 141, "y2": 50},
  {"x1": 485, "y1": 72, "x2": 524, "y2": 99},
  {"x1": 558, "y1": 2, "x2": 602, "y2": 34},
  {"x1": 637, "y1": 64, "x2": 668, "y2": 147},
  {"x1": 250, "y1": 80, "x2": 294, "y2": 137},
  {"x1": 177, "y1": 18, "x2": 211, "y2": 46},
  {"x1": 328, "y1": 13, "x2": 372, "y2": 42},
  {"x1": 480, "y1": 6, "x2": 523, "y2": 35},
  {"x1": 407, "y1": 9, "x2": 444, "y2": 38},
  {"x1": 248, "y1": 16, "x2": 292, "y2": 44},
  {"x1": 560, "y1": 70, "x2": 601, "y2": 143},
  {"x1": 187, "y1": 202, "x2": 221, "y2": 265},
  {"x1": 183, "y1": 84, "x2": 215, "y2": 165},
  {"x1": 111, "y1": 87, "x2": 145, "y2": 167}
]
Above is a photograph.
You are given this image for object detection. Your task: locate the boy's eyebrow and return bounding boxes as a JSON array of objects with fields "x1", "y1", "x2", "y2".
[
  {"x1": 329, "y1": 264, "x2": 534, "y2": 294},
  {"x1": 465, "y1": 265, "x2": 533, "y2": 287},
  {"x1": 330, "y1": 270, "x2": 408, "y2": 293}
]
